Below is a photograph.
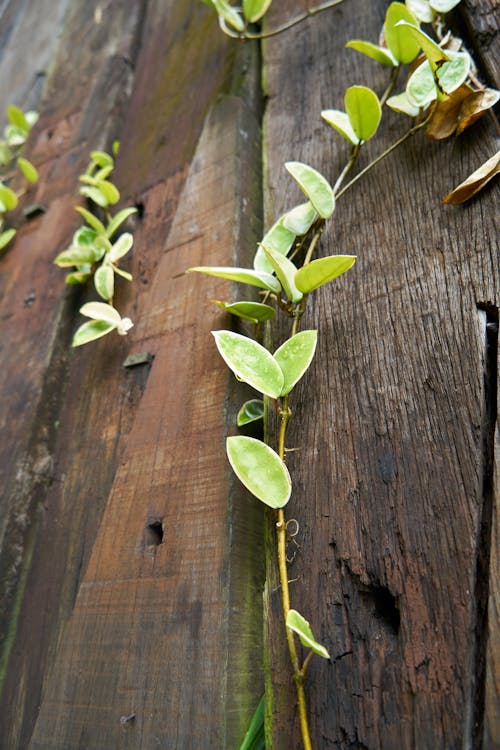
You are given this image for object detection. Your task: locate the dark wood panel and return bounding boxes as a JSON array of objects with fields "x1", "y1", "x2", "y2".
[{"x1": 262, "y1": 1, "x2": 498, "y2": 747}]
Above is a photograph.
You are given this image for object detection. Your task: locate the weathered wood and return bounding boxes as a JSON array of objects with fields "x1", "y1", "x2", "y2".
[{"x1": 262, "y1": 1, "x2": 498, "y2": 748}]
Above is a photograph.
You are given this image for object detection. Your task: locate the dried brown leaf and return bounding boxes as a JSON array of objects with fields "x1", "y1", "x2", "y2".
[
  {"x1": 443, "y1": 151, "x2": 500, "y2": 204},
  {"x1": 456, "y1": 88, "x2": 500, "y2": 135},
  {"x1": 425, "y1": 84, "x2": 472, "y2": 140}
]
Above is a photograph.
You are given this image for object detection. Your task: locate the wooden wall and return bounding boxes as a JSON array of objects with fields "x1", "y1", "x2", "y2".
[{"x1": 0, "y1": 1, "x2": 497, "y2": 748}]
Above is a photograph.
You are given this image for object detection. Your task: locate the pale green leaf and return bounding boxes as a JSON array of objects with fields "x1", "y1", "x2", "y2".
[
  {"x1": 80, "y1": 185, "x2": 108, "y2": 207},
  {"x1": 17, "y1": 156, "x2": 38, "y2": 183},
  {"x1": 117, "y1": 316, "x2": 133, "y2": 335},
  {"x1": 7, "y1": 104, "x2": 29, "y2": 131},
  {"x1": 94, "y1": 165, "x2": 114, "y2": 181},
  {"x1": 212, "y1": 330, "x2": 284, "y2": 398},
  {"x1": 406, "y1": 59, "x2": 438, "y2": 107},
  {"x1": 345, "y1": 39, "x2": 398, "y2": 66},
  {"x1": 295, "y1": 255, "x2": 356, "y2": 294},
  {"x1": 286, "y1": 610, "x2": 330, "y2": 659},
  {"x1": 72, "y1": 320, "x2": 115, "y2": 347},
  {"x1": 436, "y1": 52, "x2": 471, "y2": 94},
  {"x1": 106, "y1": 207, "x2": 138, "y2": 238},
  {"x1": 345, "y1": 85, "x2": 382, "y2": 142},
  {"x1": 386, "y1": 91, "x2": 420, "y2": 116},
  {"x1": 53, "y1": 244, "x2": 103, "y2": 267},
  {"x1": 282, "y1": 201, "x2": 318, "y2": 235},
  {"x1": 405, "y1": 0, "x2": 435, "y2": 23},
  {"x1": 0, "y1": 141, "x2": 11, "y2": 166},
  {"x1": 90, "y1": 150, "x2": 114, "y2": 168},
  {"x1": 188, "y1": 266, "x2": 281, "y2": 293},
  {"x1": 243, "y1": 0, "x2": 272, "y2": 22},
  {"x1": 94, "y1": 263, "x2": 114, "y2": 300},
  {"x1": 74, "y1": 225, "x2": 98, "y2": 247},
  {"x1": 213, "y1": 300, "x2": 276, "y2": 323},
  {"x1": 113, "y1": 266, "x2": 133, "y2": 281},
  {"x1": 237, "y1": 399, "x2": 265, "y2": 427},
  {"x1": 226, "y1": 436, "x2": 291, "y2": 508},
  {"x1": 65, "y1": 271, "x2": 91, "y2": 284},
  {"x1": 97, "y1": 180, "x2": 120, "y2": 205},
  {"x1": 321, "y1": 110, "x2": 359, "y2": 145},
  {"x1": 24, "y1": 110, "x2": 39, "y2": 128},
  {"x1": 261, "y1": 245, "x2": 302, "y2": 303},
  {"x1": 4, "y1": 124, "x2": 26, "y2": 147},
  {"x1": 285, "y1": 161, "x2": 335, "y2": 219},
  {"x1": 430, "y1": 0, "x2": 460, "y2": 11},
  {"x1": 385, "y1": 3, "x2": 421, "y2": 63},
  {"x1": 75, "y1": 206, "x2": 106, "y2": 234},
  {"x1": 273, "y1": 330, "x2": 317, "y2": 396},
  {"x1": 213, "y1": 0, "x2": 245, "y2": 31},
  {"x1": 253, "y1": 216, "x2": 296, "y2": 274},
  {"x1": 0, "y1": 183, "x2": 18, "y2": 211},
  {"x1": 80, "y1": 301, "x2": 122, "y2": 325},
  {"x1": 112, "y1": 140, "x2": 120, "y2": 156},
  {"x1": 395, "y1": 21, "x2": 449, "y2": 68},
  {"x1": 0, "y1": 228, "x2": 16, "y2": 251},
  {"x1": 109, "y1": 232, "x2": 133, "y2": 262}
]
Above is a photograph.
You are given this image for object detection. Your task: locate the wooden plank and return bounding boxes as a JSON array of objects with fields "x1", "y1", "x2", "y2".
[
  {"x1": 261, "y1": 1, "x2": 499, "y2": 747},
  {"x1": 28, "y1": 88, "x2": 264, "y2": 749}
]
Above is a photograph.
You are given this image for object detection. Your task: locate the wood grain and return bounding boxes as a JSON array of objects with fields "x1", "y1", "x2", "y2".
[{"x1": 262, "y1": 1, "x2": 498, "y2": 747}]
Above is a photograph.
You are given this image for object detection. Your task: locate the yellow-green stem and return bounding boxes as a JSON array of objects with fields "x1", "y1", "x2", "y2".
[{"x1": 222, "y1": 0, "x2": 346, "y2": 41}]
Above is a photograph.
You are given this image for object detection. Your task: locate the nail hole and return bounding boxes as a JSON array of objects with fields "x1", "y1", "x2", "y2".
[{"x1": 145, "y1": 519, "x2": 163, "y2": 546}]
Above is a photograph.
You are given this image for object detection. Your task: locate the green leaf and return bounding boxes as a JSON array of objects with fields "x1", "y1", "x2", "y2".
[
  {"x1": 406, "y1": 0, "x2": 435, "y2": 23},
  {"x1": 226, "y1": 435, "x2": 291, "y2": 508},
  {"x1": 213, "y1": 0, "x2": 245, "y2": 31},
  {"x1": 0, "y1": 141, "x2": 11, "y2": 166},
  {"x1": 0, "y1": 228, "x2": 16, "y2": 251},
  {"x1": 285, "y1": 161, "x2": 335, "y2": 219},
  {"x1": 65, "y1": 271, "x2": 91, "y2": 284},
  {"x1": 4, "y1": 124, "x2": 26, "y2": 147},
  {"x1": 253, "y1": 216, "x2": 296, "y2": 274},
  {"x1": 345, "y1": 85, "x2": 382, "y2": 142},
  {"x1": 74, "y1": 225, "x2": 98, "y2": 247},
  {"x1": 94, "y1": 263, "x2": 114, "y2": 300},
  {"x1": 213, "y1": 300, "x2": 276, "y2": 323},
  {"x1": 112, "y1": 140, "x2": 120, "y2": 156},
  {"x1": 75, "y1": 206, "x2": 106, "y2": 234},
  {"x1": 53, "y1": 244, "x2": 103, "y2": 267},
  {"x1": 295, "y1": 255, "x2": 356, "y2": 294},
  {"x1": 436, "y1": 52, "x2": 471, "y2": 94},
  {"x1": 97, "y1": 180, "x2": 120, "y2": 205},
  {"x1": 188, "y1": 266, "x2": 281, "y2": 293},
  {"x1": 72, "y1": 320, "x2": 115, "y2": 347},
  {"x1": 395, "y1": 21, "x2": 449, "y2": 69},
  {"x1": 286, "y1": 610, "x2": 330, "y2": 659},
  {"x1": 273, "y1": 330, "x2": 318, "y2": 396},
  {"x1": 212, "y1": 330, "x2": 284, "y2": 398},
  {"x1": 16, "y1": 156, "x2": 38, "y2": 183},
  {"x1": 109, "y1": 232, "x2": 133, "y2": 262},
  {"x1": 430, "y1": 0, "x2": 460, "y2": 11},
  {"x1": 90, "y1": 150, "x2": 114, "y2": 168},
  {"x1": 239, "y1": 695, "x2": 265, "y2": 750},
  {"x1": 345, "y1": 39, "x2": 397, "y2": 66},
  {"x1": 282, "y1": 201, "x2": 318, "y2": 235},
  {"x1": 386, "y1": 91, "x2": 420, "y2": 116},
  {"x1": 113, "y1": 266, "x2": 133, "y2": 281},
  {"x1": 106, "y1": 207, "x2": 137, "y2": 238},
  {"x1": 385, "y1": 3, "x2": 421, "y2": 64},
  {"x1": 24, "y1": 111, "x2": 39, "y2": 128},
  {"x1": 7, "y1": 104, "x2": 29, "y2": 131},
  {"x1": 80, "y1": 185, "x2": 108, "y2": 208},
  {"x1": 237, "y1": 399, "x2": 265, "y2": 427},
  {"x1": 321, "y1": 110, "x2": 359, "y2": 145},
  {"x1": 261, "y1": 245, "x2": 302, "y2": 303},
  {"x1": 94, "y1": 165, "x2": 114, "y2": 181},
  {"x1": 0, "y1": 183, "x2": 18, "y2": 211},
  {"x1": 406, "y1": 59, "x2": 438, "y2": 107},
  {"x1": 243, "y1": 0, "x2": 272, "y2": 22},
  {"x1": 79, "y1": 301, "x2": 132, "y2": 335}
]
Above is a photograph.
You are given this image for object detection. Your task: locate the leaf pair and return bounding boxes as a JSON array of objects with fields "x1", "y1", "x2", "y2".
[
  {"x1": 211, "y1": 0, "x2": 272, "y2": 34},
  {"x1": 213, "y1": 329, "x2": 317, "y2": 399},
  {"x1": 72, "y1": 302, "x2": 133, "y2": 347},
  {"x1": 322, "y1": 86, "x2": 381, "y2": 145},
  {"x1": 346, "y1": 2, "x2": 420, "y2": 68}
]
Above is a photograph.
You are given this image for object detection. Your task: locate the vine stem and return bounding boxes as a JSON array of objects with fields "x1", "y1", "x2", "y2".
[
  {"x1": 276, "y1": 396, "x2": 313, "y2": 750},
  {"x1": 335, "y1": 116, "x2": 430, "y2": 200},
  {"x1": 222, "y1": 0, "x2": 346, "y2": 40},
  {"x1": 379, "y1": 65, "x2": 400, "y2": 107},
  {"x1": 333, "y1": 143, "x2": 360, "y2": 196}
]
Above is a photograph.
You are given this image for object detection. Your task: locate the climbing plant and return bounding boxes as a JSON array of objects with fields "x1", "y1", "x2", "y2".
[
  {"x1": 194, "y1": 1, "x2": 498, "y2": 748},
  {"x1": 53, "y1": 147, "x2": 137, "y2": 346},
  {"x1": 0, "y1": 104, "x2": 39, "y2": 252}
]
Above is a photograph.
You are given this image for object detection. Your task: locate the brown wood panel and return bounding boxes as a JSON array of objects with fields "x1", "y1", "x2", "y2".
[
  {"x1": 28, "y1": 91, "x2": 265, "y2": 749},
  {"x1": 262, "y1": 1, "x2": 498, "y2": 747}
]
